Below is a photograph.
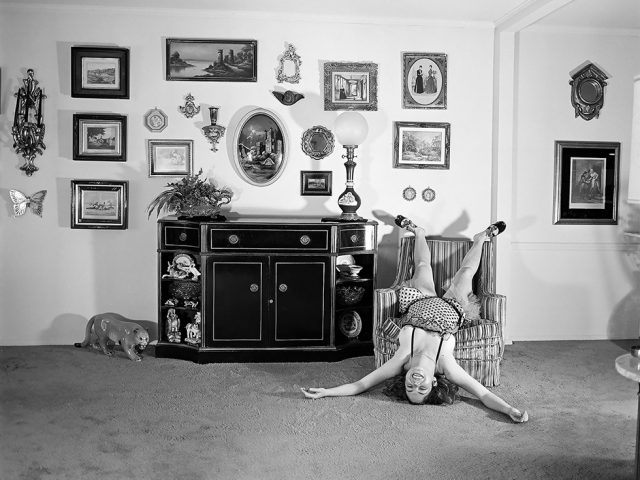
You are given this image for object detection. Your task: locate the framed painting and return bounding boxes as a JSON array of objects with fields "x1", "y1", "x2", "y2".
[
  {"x1": 147, "y1": 139, "x2": 193, "y2": 177},
  {"x1": 393, "y1": 122, "x2": 450, "y2": 169},
  {"x1": 166, "y1": 38, "x2": 257, "y2": 82},
  {"x1": 402, "y1": 52, "x2": 447, "y2": 109},
  {"x1": 232, "y1": 108, "x2": 288, "y2": 186},
  {"x1": 553, "y1": 141, "x2": 620, "y2": 225},
  {"x1": 323, "y1": 61, "x2": 378, "y2": 111},
  {"x1": 70, "y1": 180, "x2": 128, "y2": 229},
  {"x1": 73, "y1": 113, "x2": 127, "y2": 162},
  {"x1": 71, "y1": 47, "x2": 129, "y2": 99},
  {"x1": 301, "y1": 171, "x2": 332, "y2": 196}
]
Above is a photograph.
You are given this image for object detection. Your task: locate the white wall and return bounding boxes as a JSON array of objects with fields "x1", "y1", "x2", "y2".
[
  {"x1": 0, "y1": 5, "x2": 496, "y2": 345},
  {"x1": 509, "y1": 27, "x2": 640, "y2": 340}
]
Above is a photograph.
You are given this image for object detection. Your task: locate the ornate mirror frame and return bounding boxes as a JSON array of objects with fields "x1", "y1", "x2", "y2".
[
  {"x1": 569, "y1": 63, "x2": 608, "y2": 121},
  {"x1": 276, "y1": 43, "x2": 301, "y2": 84},
  {"x1": 301, "y1": 125, "x2": 335, "y2": 160}
]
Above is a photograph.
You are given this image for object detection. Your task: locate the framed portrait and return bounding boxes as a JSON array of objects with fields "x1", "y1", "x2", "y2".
[
  {"x1": 323, "y1": 61, "x2": 378, "y2": 111},
  {"x1": 71, "y1": 47, "x2": 129, "y2": 99},
  {"x1": 70, "y1": 180, "x2": 128, "y2": 229},
  {"x1": 553, "y1": 141, "x2": 620, "y2": 225},
  {"x1": 147, "y1": 139, "x2": 193, "y2": 177},
  {"x1": 232, "y1": 108, "x2": 288, "y2": 186},
  {"x1": 73, "y1": 114, "x2": 127, "y2": 162},
  {"x1": 301, "y1": 171, "x2": 332, "y2": 196},
  {"x1": 402, "y1": 52, "x2": 447, "y2": 109},
  {"x1": 166, "y1": 38, "x2": 257, "y2": 82},
  {"x1": 393, "y1": 122, "x2": 450, "y2": 169}
]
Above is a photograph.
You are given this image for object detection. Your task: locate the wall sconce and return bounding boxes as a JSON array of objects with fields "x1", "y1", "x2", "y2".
[
  {"x1": 12, "y1": 69, "x2": 46, "y2": 176},
  {"x1": 202, "y1": 107, "x2": 226, "y2": 152},
  {"x1": 322, "y1": 111, "x2": 369, "y2": 222}
]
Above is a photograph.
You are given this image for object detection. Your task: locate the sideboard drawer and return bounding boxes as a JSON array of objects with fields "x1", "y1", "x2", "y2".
[
  {"x1": 338, "y1": 225, "x2": 375, "y2": 252},
  {"x1": 208, "y1": 227, "x2": 330, "y2": 252},
  {"x1": 162, "y1": 225, "x2": 201, "y2": 249}
]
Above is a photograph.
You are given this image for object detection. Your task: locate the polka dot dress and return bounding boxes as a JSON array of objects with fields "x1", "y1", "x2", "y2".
[{"x1": 397, "y1": 286, "x2": 465, "y2": 336}]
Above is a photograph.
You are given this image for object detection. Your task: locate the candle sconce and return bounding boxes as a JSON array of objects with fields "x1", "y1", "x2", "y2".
[
  {"x1": 202, "y1": 107, "x2": 226, "y2": 152},
  {"x1": 12, "y1": 69, "x2": 46, "y2": 176}
]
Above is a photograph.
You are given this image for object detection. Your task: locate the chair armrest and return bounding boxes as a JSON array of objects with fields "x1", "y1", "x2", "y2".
[
  {"x1": 373, "y1": 288, "x2": 400, "y2": 331},
  {"x1": 479, "y1": 293, "x2": 506, "y2": 330}
]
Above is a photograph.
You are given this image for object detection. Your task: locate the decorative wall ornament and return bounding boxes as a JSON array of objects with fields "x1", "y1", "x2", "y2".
[
  {"x1": 179, "y1": 93, "x2": 200, "y2": 118},
  {"x1": 9, "y1": 189, "x2": 47, "y2": 217},
  {"x1": 144, "y1": 107, "x2": 168, "y2": 132},
  {"x1": 323, "y1": 61, "x2": 378, "y2": 111},
  {"x1": 301, "y1": 125, "x2": 334, "y2": 160},
  {"x1": 12, "y1": 69, "x2": 46, "y2": 176},
  {"x1": 422, "y1": 187, "x2": 436, "y2": 202},
  {"x1": 272, "y1": 90, "x2": 304, "y2": 106},
  {"x1": 402, "y1": 52, "x2": 447, "y2": 109},
  {"x1": 276, "y1": 43, "x2": 302, "y2": 83},
  {"x1": 201, "y1": 107, "x2": 226, "y2": 152},
  {"x1": 569, "y1": 62, "x2": 608, "y2": 121},
  {"x1": 402, "y1": 186, "x2": 416, "y2": 201}
]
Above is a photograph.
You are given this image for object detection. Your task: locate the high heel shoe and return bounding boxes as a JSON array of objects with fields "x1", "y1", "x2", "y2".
[
  {"x1": 394, "y1": 215, "x2": 417, "y2": 232},
  {"x1": 486, "y1": 221, "x2": 506, "y2": 237}
]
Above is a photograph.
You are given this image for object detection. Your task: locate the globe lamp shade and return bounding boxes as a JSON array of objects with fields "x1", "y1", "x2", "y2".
[{"x1": 334, "y1": 111, "x2": 368, "y2": 146}]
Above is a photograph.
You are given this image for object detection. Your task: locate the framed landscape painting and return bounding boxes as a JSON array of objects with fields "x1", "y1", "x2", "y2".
[
  {"x1": 393, "y1": 122, "x2": 450, "y2": 169},
  {"x1": 71, "y1": 47, "x2": 129, "y2": 99},
  {"x1": 553, "y1": 140, "x2": 620, "y2": 225},
  {"x1": 70, "y1": 180, "x2": 128, "y2": 229},
  {"x1": 323, "y1": 61, "x2": 378, "y2": 111},
  {"x1": 147, "y1": 139, "x2": 193, "y2": 177},
  {"x1": 402, "y1": 52, "x2": 447, "y2": 109},
  {"x1": 73, "y1": 113, "x2": 127, "y2": 162},
  {"x1": 166, "y1": 38, "x2": 257, "y2": 82},
  {"x1": 300, "y1": 171, "x2": 332, "y2": 196}
]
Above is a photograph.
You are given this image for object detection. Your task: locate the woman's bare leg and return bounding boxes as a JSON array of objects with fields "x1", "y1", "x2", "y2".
[
  {"x1": 405, "y1": 225, "x2": 437, "y2": 296},
  {"x1": 444, "y1": 229, "x2": 489, "y2": 300}
]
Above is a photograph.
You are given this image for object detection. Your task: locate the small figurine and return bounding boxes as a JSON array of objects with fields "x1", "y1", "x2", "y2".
[
  {"x1": 74, "y1": 312, "x2": 150, "y2": 361},
  {"x1": 162, "y1": 253, "x2": 201, "y2": 280},
  {"x1": 184, "y1": 312, "x2": 202, "y2": 346},
  {"x1": 184, "y1": 300, "x2": 199, "y2": 309},
  {"x1": 164, "y1": 298, "x2": 179, "y2": 306},
  {"x1": 166, "y1": 308, "x2": 181, "y2": 343}
]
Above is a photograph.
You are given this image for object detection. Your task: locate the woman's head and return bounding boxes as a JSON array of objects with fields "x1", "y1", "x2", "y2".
[
  {"x1": 384, "y1": 371, "x2": 460, "y2": 406},
  {"x1": 404, "y1": 355, "x2": 437, "y2": 404}
]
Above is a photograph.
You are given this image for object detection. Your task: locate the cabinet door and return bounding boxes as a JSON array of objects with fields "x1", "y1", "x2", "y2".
[
  {"x1": 206, "y1": 256, "x2": 267, "y2": 347},
  {"x1": 272, "y1": 257, "x2": 330, "y2": 346}
]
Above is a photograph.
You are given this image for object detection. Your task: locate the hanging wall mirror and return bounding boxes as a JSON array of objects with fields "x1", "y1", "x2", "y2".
[
  {"x1": 276, "y1": 43, "x2": 302, "y2": 84},
  {"x1": 301, "y1": 125, "x2": 335, "y2": 160},
  {"x1": 569, "y1": 62, "x2": 608, "y2": 121}
]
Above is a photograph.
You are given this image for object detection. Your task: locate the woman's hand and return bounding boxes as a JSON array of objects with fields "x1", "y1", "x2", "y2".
[
  {"x1": 509, "y1": 408, "x2": 529, "y2": 423},
  {"x1": 301, "y1": 387, "x2": 328, "y2": 399}
]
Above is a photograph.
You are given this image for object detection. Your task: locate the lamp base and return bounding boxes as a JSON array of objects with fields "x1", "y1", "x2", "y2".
[{"x1": 321, "y1": 213, "x2": 368, "y2": 223}]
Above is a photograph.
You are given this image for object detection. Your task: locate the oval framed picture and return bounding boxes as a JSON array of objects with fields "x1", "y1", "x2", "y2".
[{"x1": 233, "y1": 108, "x2": 289, "y2": 186}]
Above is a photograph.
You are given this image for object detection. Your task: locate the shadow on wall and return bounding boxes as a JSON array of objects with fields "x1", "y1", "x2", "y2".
[{"x1": 45, "y1": 313, "x2": 159, "y2": 346}]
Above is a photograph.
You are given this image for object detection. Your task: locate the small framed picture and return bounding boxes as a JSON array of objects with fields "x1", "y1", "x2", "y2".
[
  {"x1": 71, "y1": 180, "x2": 128, "y2": 229},
  {"x1": 71, "y1": 46, "x2": 129, "y2": 99},
  {"x1": 402, "y1": 52, "x2": 447, "y2": 109},
  {"x1": 553, "y1": 140, "x2": 620, "y2": 225},
  {"x1": 323, "y1": 61, "x2": 378, "y2": 111},
  {"x1": 393, "y1": 122, "x2": 451, "y2": 169},
  {"x1": 73, "y1": 114, "x2": 127, "y2": 162},
  {"x1": 301, "y1": 171, "x2": 332, "y2": 196},
  {"x1": 147, "y1": 139, "x2": 194, "y2": 177},
  {"x1": 166, "y1": 38, "x2": 257, "y2": 82}
]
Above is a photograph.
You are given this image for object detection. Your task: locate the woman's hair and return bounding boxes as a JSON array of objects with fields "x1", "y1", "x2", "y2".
[{"x1": 383, "y1": 373, "x2": 460, "y2": 405}]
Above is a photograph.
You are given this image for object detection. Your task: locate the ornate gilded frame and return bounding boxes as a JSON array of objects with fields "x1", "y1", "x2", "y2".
[
  {"x1": 323, "y1": 61, "x2": 378, "y2": 111},
  {"x1": 569, "y1": 62, "x2": 608, "y2": 121},
  {"x1": 276, "y1": 43, "x2": 301, "y2": 84},
  {"x1": 301, "y1": 125, "x2": 335, "y2": 160}
]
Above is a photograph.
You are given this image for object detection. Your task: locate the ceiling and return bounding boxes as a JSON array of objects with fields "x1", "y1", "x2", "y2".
[{"x1": 3, "y1": 0, "x2": 640, "y2": 30}]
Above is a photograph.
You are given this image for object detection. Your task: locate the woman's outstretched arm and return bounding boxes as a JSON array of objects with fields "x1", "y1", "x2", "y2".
[
  {"x1": 301, "y1": 348, "x2": 407, "y2": 399},
  {"x1": 441, "y1": 357, "x2": 529, "y2": 423}
]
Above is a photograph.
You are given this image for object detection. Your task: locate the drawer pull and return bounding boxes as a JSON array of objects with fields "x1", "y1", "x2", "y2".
[
  {"x1": 278, "y1": 283, "x2": 288, "y2": 293},
  {"x1": 228, "y1": 234, "x2": 239, "y2": 245},
  {"x1": 249, "y1": 283, "x2": 259, "y2": 293},
  {"x1": 350, "y1": 234, "x2": 359, "y2": 243},
  {"x1": 179, "y1": 233, "x2": 188, "y2": 242},
  {"x1": 299, "y1": 235, "x2": 311, "y2": 246}
]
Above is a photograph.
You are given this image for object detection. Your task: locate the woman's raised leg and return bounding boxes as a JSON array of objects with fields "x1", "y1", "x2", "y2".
[{"x1": 396, "y1": 216, "x2": 436, "y2": 295}]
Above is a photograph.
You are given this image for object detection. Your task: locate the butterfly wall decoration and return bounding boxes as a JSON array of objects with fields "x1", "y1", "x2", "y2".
[{"x1": 9, "y1": 189, "x2": 47, "y2": 217}]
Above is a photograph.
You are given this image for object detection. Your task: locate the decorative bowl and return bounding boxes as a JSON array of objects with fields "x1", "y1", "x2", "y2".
[
  {"x1": 337, "y1": 285, "x2": 365, "y2": 306},
  {"x1": 347, "y1": 265, "x2": 363, "y2": 277},
  {"x1": 168, "y1": 281, "x2": 201, "y2": 300}
]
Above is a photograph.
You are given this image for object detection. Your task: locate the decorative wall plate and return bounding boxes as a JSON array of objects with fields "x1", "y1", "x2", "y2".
[
  {"x1": 338, "y1": 310, "x2": 362, "y2": 338},
  {"x1": 422, "y1": 187, "x2": 436, "y2": 202},
  {"x1": 301, "y1": 125, "x2": 335, "y2": 160},
  {"x1": 402, "y1": 186, "x2": 416, "y2": 201},
  {"x1": 144, "y1": 107, "x2": 168, "y2": 132}
]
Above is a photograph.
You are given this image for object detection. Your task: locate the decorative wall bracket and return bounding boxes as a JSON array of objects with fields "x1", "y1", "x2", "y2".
[
  {"x1": 272, "y1": 90, "x2": 304, "y2": 106},
  {"x1": 179, "y1": 93, "x2": 200, "y2": 118},
  {"x1": 12, "y1": 69, "x2": 46, "y2": 176},
  {"x1": 202, "y1": 107, "x2": 226, "y2": 152},
  {"x1": 276, "y1": 43, "x2": 302, "y2": 84},
  {"x1": 569, "y1": 62, "x2": 608, "y2": 121}
]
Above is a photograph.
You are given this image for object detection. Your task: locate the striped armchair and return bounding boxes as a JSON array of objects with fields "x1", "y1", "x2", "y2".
[{"x1": 373, "y1": 236, "x2": 505, "y2": 387}]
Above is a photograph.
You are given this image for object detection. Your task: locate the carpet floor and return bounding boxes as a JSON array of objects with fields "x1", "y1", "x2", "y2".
[{"x1": 1, "y1": 340, "x2": 637, "y2": 480}]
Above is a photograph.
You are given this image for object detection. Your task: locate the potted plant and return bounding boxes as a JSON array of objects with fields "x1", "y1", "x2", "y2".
[{"x1": 146, "y1": 169, "x2": 233, "y2": 220}]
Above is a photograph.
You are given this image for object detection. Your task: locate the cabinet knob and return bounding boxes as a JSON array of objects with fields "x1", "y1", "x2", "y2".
[
  {"x1": 350, "y1": 234, "x2": 359, "y2": 243},
  {"x1": 278, "y1": 283, "x2": 288, "y2": 293},
  {"x1": 269, "y1": 299, "x2": 274, "y2": 304},
  {"x1": 249, "y1": 283, "x2": 259, "y2": 293},
  {"x1": 179, "y1": 232, "x2": 188, "y2": 242},
  {"x1": 228, "y1": 234, "x2": 239, "y2": 245},
  {"x1": 299, "y1": 234, "x2": 311, "y2": 246}
]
